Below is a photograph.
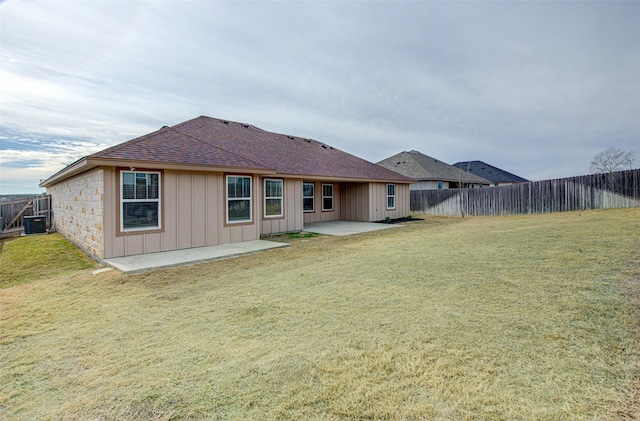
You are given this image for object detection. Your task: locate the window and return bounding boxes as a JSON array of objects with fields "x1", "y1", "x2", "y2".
[
  {"x1": 121, "y1": 171, "x2": 160, "y2": 231},
  {"x1": 387, "y1": 184, "x2": 396, "y2": 209},
  {"x1": 303, "y1": 182, "x2": 314, "y2": 212},
  {"x1": 227, "y1": 175, "x2": 252, "y2": 223},
  {"x1": 322, "y1": 183, "x2": 334, "y2": 211},
  {"x1": 264, "y1": 179, "x2": 283, "y2": 217}
]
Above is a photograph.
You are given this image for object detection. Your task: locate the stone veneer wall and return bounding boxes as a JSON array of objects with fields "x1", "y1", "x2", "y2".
[{"x1": 47, "y1": 168, "x2": 104, "y2": 259}]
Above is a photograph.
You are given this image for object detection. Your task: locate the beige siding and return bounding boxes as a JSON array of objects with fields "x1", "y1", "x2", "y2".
[
  {"x1": 47, "y1": 168, "x2": 105, "y2": 258},
  {"x1": 104, "y1": 170, "x2": 260, "y2": 258},
  {"x1": 303, "y1": 181, "x2": 342, "y2": 224},
  {"x1": 51, "y1": 167, "x2": 412, "y2": 259},
  {"x1": 368, "y1": 183, "x2": 411, "y2": 221},
  {"x1": 341, "y1": 183, "x2": 369, "y2": 221},
  {"x1": 410, "y1": 180, "x2": 449, "y2": 190},
  {"x1": 261, "y1": 178, "x2": 304, "y2": 235}
]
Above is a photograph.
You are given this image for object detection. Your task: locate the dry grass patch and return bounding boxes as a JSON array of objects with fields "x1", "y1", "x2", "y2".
[{"x1": 1, "y1": 209, "x2": 639, "y2": 419}]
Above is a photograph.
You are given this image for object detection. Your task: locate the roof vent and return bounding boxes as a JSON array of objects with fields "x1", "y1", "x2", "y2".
[
  {"x1": 243, "y1": 124, "x2": 249, "y2": 128},
  {"x1": 304, "y1": 139, "x2": 311, "y2": 143},
  {"x1": 288, "y1": 136, "x2": 295, "y2": 139},
  {"x1": 222, "y1": 121, "x2": 229, "y2": 125},
  {"x1": 322, "y1": 144, "x2": 328, "y2": 149}
]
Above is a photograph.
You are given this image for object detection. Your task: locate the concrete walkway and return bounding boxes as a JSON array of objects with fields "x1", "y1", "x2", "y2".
[
  {"x1": 103, "y1": 240, "x2": 289, "y2": 274},
  {"x1": 304, "y1": 220, "x2": 403, "y2": 236},
  {"x1": 102, "y1": 221, "x2": 400, "y2": 274}
]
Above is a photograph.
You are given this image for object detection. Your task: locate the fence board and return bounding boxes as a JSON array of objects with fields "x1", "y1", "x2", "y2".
[
  {"x1": 1, "y1": 195, "x2": 52, "y2": 236},
  {"x1": 411, "y1": 169, "x2": 640, "y2": 216}
]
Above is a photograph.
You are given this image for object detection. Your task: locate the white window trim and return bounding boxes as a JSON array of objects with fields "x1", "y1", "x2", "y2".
[
  {"x1": 226, "y1": 175, "x2": 252, "y2": 224},
  {"x1": 120, "y1": 170, "x2": 161, "y2": 232},
  {"x1": 264, "y1": 178, "x2": 283, "y2": 218},
  {"x1": 322, "y1": 183, "x2": 334, "y2": 211},
  {"x1": 387, "y1": 184, "x2": 396, "y2": 210},
  {"x1": 303, "y1": 182, "x2": 315, "y2": 213}
]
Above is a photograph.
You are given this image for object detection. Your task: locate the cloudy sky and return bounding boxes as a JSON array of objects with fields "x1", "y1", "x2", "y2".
[{"x1": 1, "y1": 0, "x2": 638, "y2": 194}]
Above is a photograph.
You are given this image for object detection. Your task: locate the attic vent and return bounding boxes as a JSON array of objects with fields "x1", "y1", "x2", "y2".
[{"x1": 222, "y1": 121, "x2": 229, "y2": 125}]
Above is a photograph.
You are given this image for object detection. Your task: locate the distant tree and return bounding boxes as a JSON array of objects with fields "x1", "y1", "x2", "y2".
[{"x1": 589, "y1": 147, "x2": 635, "y2": 174}]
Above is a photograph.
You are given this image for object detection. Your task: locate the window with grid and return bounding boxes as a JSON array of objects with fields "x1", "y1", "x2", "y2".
[
  {"x1": 227, "y1": 175, "x2": 252, "y2": 223},
  {"x1": 322, "y1": 184, "x2": 334, "y2": 211},
  {"x1": 387, "y1": 184, "x2": 396, "y2": 209},
  {"x1": 303, "y1": 182, "x2": 314, "y2": 212},
  {"x1": 264, "y1": 179, "x2": 283, "y2": 217},
  {"x1": 121, "y1": 171, "x2": 160, "y2": 231}
]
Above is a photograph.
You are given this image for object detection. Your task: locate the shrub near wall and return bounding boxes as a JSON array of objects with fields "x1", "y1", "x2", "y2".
[
  {"x1": 47, "y1": 168, "x2": 104, "y2": 258},
  {"x1": 412, "y1": 168, "x2": 640, "y2": 216}
]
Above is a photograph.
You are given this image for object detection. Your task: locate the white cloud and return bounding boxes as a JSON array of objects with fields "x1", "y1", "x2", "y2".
[{"x1": 0, "y1": 0, "x2": 638, "y2": 193}]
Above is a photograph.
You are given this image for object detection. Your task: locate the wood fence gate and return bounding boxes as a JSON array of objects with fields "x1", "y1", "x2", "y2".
[{"x1": 0, "y1": 195, "x2": 52, "y2": 238}]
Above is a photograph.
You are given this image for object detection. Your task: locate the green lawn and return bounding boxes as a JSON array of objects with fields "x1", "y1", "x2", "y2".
[{"x1": 1, "y1": 209, "x2": 639, "y2": 420}]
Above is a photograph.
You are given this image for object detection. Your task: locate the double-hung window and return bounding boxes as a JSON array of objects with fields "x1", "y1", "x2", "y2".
[
  {"x1": 121, "y1": 171, "x2": 161, "y2": 231},
  {"x1": 264, "y1": 179, "x2": 283, "y2": 218},
  {"x1": 303, "y1": 182, "x2": 314, "y2": 212},
  {"x1": 387, "y1": 184, "x2": 396, "y2": 209},
  {"x1": 227, "y1": 175, "x2": 252, "y2": 223},
  {"x1": 322, "y1": 184, "x2": 334, "y2": 211}
]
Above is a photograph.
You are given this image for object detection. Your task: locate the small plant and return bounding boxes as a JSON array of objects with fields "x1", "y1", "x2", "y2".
[
  {"x1": 288, "y1": 232, "x2": 319, "y2": 239},
  {"x1": 385, "y1": 216, "x2": 391, "y2": 224}
]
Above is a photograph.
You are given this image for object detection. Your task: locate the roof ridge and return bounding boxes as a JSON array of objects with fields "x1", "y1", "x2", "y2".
[{"x1": 166, "y1": 126, "x2": 269, "y2": 170}]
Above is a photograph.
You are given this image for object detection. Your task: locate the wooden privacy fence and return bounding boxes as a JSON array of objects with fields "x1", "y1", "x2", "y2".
[
  {"x1": 0, "y1": 195, "x2": 52, "y2": 237},
  {"x1": 411, "y1": 168, "x2": 640, "y2": 216}
]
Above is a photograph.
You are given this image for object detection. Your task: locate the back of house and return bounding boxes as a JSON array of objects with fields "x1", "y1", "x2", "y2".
[{"x1": 40, "y1": 116, "x2": 414, "y2": 259}]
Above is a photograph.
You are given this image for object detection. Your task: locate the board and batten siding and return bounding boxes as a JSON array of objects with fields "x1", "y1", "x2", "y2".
[
  {"x1": 104, "y1": 169, "x2": 261, "y2": 258},
  {"x1": 335, "y1": 182, "x2": 411, "y2": 222},
  {"x1": 303, "y1": 181, "x2": 343, "y2": 224},
  {"x1": 341, "y1": 183, "x2": 369, "y2": 221},
  {"x1": 261, "y1": 178, "x2": 304, "y2": 235},
  {"x1": 367, "y1": 182, "x2": 410, "y2": 221}
]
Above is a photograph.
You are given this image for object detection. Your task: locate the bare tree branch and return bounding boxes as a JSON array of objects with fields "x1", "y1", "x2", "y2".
[{"x1": 589, "y1": 147, "x2": 635, "y2": 173}]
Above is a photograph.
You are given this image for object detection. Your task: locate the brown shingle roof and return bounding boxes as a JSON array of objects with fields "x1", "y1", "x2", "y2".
[
  {"x1": 174, "y1": 116, "x2": 413, "y2": 181},
  {"x1": 94, "y1": 116, "x2": 413, "y2": 182},
  {"x1": 90, "y1": 125, "x2": 269, "y2": 170}
]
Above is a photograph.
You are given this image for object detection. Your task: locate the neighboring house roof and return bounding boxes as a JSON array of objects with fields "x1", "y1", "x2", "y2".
[
  {"x1": 41, "y1": 116, "x2": 414, "y2": 187},
  {"x1": 452, "y1": 161, "x2": 529, "y2": 184},
  {"x1": 377, "y1": 150, "x2": 491, "y2": 185}
]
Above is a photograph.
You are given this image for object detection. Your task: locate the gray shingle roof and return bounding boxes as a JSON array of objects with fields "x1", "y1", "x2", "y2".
[
  {"x1": 452, "y1": 161, "x2": 529, "y2": 183},
  {"x1": 377, "y1": 150, "x2": 491, "y2": 184}
]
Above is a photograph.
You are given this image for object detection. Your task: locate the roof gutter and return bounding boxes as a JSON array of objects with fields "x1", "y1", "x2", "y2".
[{"x1": 39, "y1": 157, "x2": 91, "y2": 188}]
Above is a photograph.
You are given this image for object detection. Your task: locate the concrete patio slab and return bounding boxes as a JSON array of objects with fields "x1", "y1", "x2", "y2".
[
  {"x1": 103, "y1": 240, "x2": 289, "y2": 274},
  {"x1": 304, "y1": 220, "x2": 403, "y2": 236}
]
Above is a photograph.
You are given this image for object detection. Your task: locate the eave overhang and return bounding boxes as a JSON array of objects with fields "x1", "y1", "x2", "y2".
[{"x1": 39, "y1": 157, "x2": 277, "y2": 188}]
